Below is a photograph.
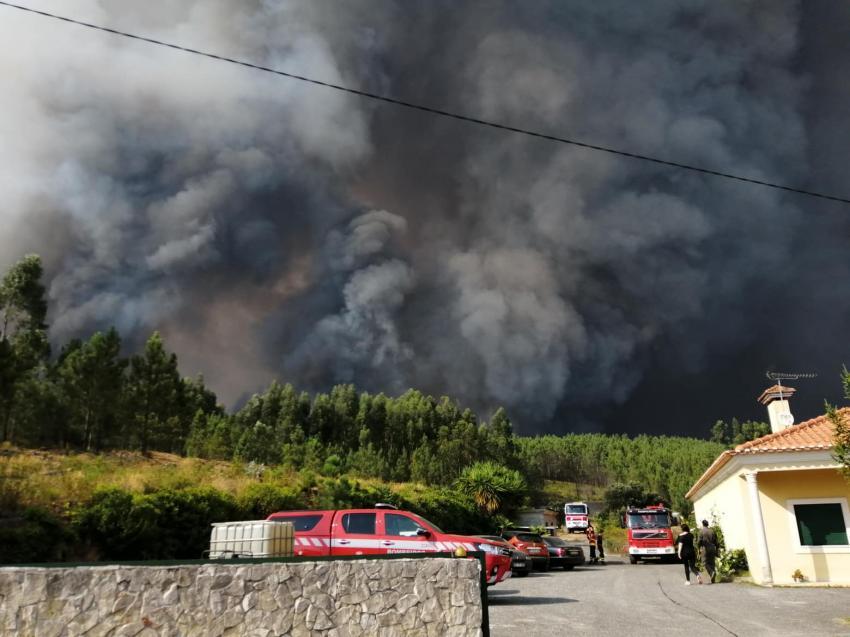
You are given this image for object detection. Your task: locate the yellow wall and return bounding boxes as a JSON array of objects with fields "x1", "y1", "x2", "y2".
[
  {"x1": 758, "y1": 469, "x2": 850, "y2": 585},
  {"x1": 693, "y1": 472, "x2": 751, "y2": 552}
]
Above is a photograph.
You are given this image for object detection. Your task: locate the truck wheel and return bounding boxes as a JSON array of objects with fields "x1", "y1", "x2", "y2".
[
  {"x1": 629, "y1": 555, "x2": 638, "y2": 564},
  {"x1": 564, "y1": 565, "x2": 575, "y2": 571}
]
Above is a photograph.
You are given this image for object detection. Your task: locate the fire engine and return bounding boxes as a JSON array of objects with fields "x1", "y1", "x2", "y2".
[
  {"x1": 623, "y1": 504, "x2": 677, "y2": 564},
  {"x1": 563, "y1": 501, "x2": 589, "y2": 533}
]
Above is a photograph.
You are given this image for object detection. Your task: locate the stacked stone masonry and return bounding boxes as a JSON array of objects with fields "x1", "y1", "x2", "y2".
[{"x1": 0, "y1": 557, "x2": 484, "y2": 636}]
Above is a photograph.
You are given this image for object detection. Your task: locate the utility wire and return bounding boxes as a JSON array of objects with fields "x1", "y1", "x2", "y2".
[{"x1": 2, "y1": 0, "x2": 848, "y2": 206}]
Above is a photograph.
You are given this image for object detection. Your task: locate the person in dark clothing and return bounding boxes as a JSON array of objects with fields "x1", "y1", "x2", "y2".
[
  {"x1": 586, "y1": 524, "x2": 597, "y2": 563},
  {"x1": 595, "y1": 527, "x2": 605, "y2": 562},
  {"x1": 675, "y1": 523, "x2": 703, "y2": 585},
  {"x1": 698, "y1": 520, "x2": 718, "y2": 583}
]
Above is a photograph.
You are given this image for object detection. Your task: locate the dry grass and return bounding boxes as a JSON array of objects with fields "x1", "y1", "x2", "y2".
[{"x1": 0, "y1": 447, "x2": 301, "y2": 514}]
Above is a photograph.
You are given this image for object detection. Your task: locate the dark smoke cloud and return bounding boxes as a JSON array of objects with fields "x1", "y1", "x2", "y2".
[{"x1": 1, "y1": 0, "x2": 847, "y2": 434}]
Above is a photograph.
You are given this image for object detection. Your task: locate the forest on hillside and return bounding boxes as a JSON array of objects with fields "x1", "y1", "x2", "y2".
[{"x1": 1, "y1": 255, "x2": 728, "y2": 511}]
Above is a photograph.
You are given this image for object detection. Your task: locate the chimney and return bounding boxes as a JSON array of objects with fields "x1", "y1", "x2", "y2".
[{"x1": 757, "y1": 384, "x2": 796, "y2": 433}]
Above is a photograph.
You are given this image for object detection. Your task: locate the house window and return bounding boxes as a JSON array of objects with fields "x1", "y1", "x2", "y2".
[{"x1": 793, "y1": 503, "x2": 848, "y2": 546}]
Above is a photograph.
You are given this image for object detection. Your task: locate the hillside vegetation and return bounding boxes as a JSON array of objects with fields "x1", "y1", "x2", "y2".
[
  {"x1": 1, "y1": 254, "x2": 726, "y2": 563},
  {"x1": 0, "y1": 426, "x2": 723, "y2": 564}
]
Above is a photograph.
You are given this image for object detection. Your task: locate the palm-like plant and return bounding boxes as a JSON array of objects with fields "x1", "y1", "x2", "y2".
[{"x1": 455, "y1": 461, "x2": 526, "y2": 515}]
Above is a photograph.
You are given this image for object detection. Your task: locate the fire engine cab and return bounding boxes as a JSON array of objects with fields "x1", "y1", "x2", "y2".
[{"x1": 623, "y1": 504, "x2": 677, "y2": 563}]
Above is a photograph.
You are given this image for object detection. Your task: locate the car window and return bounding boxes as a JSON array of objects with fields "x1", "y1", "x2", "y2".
[
  {"x1": 516, "y1": 534, "x2": 542, "y2": 543},
  {"x1": 385, "y1": 513, "x2": 423, "y2": 537},
  {"x1": 410, "y1": 514, "x2": 443, "y2": 534},
  {"x1": 270, "y1": 514, "x2": 323, "y2": 531},
  {"x1": 544, "y1": 537, "x2": 566, "y2": 546},
  {"x1": 342, "y1": 513, "x2": 376, "y2": 534}
]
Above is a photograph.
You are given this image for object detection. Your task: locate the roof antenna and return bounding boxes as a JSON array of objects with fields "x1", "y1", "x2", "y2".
[{"x1": 765, "y1": 371, "x2": 817, "y2": 400}]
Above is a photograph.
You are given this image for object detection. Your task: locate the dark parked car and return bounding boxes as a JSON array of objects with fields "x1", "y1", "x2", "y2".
[
  {"x1": 478, "y1": 535, "x2": 533, "y2": 577},
  {"x1": 501, "y1": 530, "x2": 550, "y2": 571},
  {"x1": 541, "y1": 535, "x2": 586, "y2": 570}
]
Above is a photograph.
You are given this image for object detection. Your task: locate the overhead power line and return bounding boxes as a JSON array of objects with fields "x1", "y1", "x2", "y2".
[{"x1": 2, "y1": 0, "x2": 849, "y2": 206}]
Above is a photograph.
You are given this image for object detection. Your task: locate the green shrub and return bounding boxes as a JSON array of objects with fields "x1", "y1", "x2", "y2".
[
  {"x1": 73, "y1": 487, "x2": 136, "y2": 559},
  {"x1": 312, "y1": 476, "x2": 385, "y2": 510},
  {"x1": 237, "y1": 483, "x2": 302, "y2": 519},
  {"x1": 321, "y1": 454, "x2": 343, "y2": 477},
  {"x1": 0, "y1": 470, "x2": 23, "y2": 513},
  {"x1": 74, "y1": 486, "x2": 240, "y2": 560},
  {"x1": 716, "y1": 548, "x2": 748, "y2": 580},
  {"x1": 0, "y1": 507, "x2": 75, "y2": 564},
  {"x1": 399, "y1": 487, "x2": 492, "y2": 535}
]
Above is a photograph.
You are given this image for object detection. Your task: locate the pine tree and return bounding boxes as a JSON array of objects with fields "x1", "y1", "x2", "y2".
[
  {"x1": 58, "y1": 328, "x2": 126, "y2": 451},
  {"x1": 125, "y1": 332, "x2": 183, "y2": 453},
  {"x1": 0, "y1": 255, "x2": 49, "y2": 442}
]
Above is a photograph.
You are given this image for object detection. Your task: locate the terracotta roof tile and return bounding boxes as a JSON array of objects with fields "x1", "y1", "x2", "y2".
[
  {"x1": 686, "y1": 408, "x2": 846, "y2": 499},
  {"x1": 734, "y1": 408, "x2": 844, "y2": 453},
  {"x1": 757, "y1": 384, "x2": 796, "y2": 405}
]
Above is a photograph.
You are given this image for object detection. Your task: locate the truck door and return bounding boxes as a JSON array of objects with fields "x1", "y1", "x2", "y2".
[
  {"x1": 332, "y1": 511, "x2": 381, "y2": 556},
  {"x1": 381, "y1": 512, "x2": 438, "y2": 554}
]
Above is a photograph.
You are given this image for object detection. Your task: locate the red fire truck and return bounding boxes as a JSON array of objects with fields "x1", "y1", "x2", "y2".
[
  {"x1": 623, "y1": 504, "x2": 677, "y2": 564},
  {"x1": 563, "y1": 502, "x2": 589, "y2": 533}
]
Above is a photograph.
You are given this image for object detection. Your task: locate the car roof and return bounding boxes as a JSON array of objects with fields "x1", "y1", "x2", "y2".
[{"x1": 505, "y1": 531, "x2": 543, "y2": 541}]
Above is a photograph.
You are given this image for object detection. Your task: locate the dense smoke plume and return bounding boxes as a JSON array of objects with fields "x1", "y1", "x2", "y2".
[{"x1": 1, "y1": 0, "x2": 847, "y2": 434}]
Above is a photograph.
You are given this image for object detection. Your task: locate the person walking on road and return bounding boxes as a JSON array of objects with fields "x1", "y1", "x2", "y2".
[
  {"x1": 586, "y1": 523, "x2": 597, "y2": 564},
  {"x1": 595, "y1": 526, "x2": 605, "y2": 563},
  {"x1": 698, "y1": 519, "x2": 718, "y2": 583},
  {"x1": 676, "y1": 523, "x2": 703, "y2": 585}
]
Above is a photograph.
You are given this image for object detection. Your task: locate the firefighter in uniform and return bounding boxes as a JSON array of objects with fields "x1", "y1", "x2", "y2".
[
  {"x1": 596, "y1": 526, "x2": 605, "y2": 563},
  {"x1": 586, "y1": 523, "x2": 597, "y2": 564}
]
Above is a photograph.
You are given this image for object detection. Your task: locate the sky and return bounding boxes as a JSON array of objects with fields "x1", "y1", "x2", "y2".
[{"x1": 0, "y1": 0, "x2": 848, "y2": 436}]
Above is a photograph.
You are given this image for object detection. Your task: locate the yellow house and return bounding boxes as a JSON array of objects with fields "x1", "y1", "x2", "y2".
[{"x1": 687, "y1": 385, "x2": 850, "y2": 585}]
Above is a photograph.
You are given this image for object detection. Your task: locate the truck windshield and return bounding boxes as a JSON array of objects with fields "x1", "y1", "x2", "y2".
[
  {"x1": 627, "y1": 512, "x2": 670, "y2": 529},
  {"x1": 565, "y1": 505, "x2": 586, "y2": 515},
  {"x1": 411, "y1": 514, "x2": 443, "y2": 534}
]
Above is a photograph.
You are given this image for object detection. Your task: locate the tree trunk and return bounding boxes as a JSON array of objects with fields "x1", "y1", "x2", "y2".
[
  {"x1": 1, "y1": 408, "x2": 10, "y2": 442},
  {"x1": 84, "y1": 408, "x2": 92, "y2": 452}
]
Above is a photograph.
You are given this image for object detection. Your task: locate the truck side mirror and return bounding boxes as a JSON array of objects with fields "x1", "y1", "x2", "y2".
[{"x1": 416, "y1": 527, "x2": 432, "y2": 537}]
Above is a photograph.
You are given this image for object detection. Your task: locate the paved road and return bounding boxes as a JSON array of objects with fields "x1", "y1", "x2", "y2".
[{"x1": 487, "y1": 554, "x2": 850, "y2": 636}]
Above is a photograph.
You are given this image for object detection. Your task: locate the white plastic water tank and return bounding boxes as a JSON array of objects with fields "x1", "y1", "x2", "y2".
[{"x1": 208, "y1": 520, "x2": 294, "y2": 559}]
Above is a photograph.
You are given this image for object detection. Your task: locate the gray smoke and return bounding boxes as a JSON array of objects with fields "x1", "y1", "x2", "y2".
[{"x1": 1, "y1": 0, "x2": 845, "y2": 433}]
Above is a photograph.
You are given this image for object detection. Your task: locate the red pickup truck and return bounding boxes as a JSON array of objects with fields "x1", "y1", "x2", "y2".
[{"x1": 267, "y1": 505, "x2": 513, "y2": 585}]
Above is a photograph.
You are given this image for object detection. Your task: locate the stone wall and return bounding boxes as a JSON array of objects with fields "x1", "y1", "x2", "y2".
[{"x1": 0, "y1": 557, "x2": 484, "y2": 636}]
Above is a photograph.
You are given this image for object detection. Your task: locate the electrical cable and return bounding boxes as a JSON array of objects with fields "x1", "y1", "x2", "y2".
[{"x1": 1, "y1": 0, "x2": 848, "y2": 206}]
